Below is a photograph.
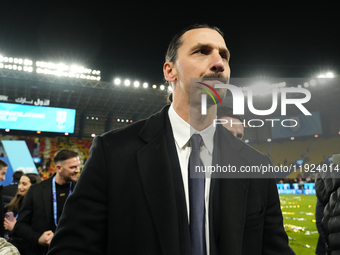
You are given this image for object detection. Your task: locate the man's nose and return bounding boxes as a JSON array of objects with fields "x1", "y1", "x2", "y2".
[{"x1": 210, "y1": 52, "x2": 225, "y2": 73}]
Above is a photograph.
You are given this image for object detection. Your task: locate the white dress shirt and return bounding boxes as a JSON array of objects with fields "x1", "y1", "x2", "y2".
[{"x1": 168, "y1": 104, "x2": 215, "y2": 255}]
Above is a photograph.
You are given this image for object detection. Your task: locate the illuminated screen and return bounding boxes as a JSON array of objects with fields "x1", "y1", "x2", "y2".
[{"x1": 0, "y1": 102, "x2": 76, "y2": 133}]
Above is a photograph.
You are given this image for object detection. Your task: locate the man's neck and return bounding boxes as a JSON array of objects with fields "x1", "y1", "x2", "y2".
[
  {"x1": 172, "y1": 100, "x2": 217, "y2": 131},
  {"x1": 54, "y1": 174, "x2": 69, "y2": 185}
]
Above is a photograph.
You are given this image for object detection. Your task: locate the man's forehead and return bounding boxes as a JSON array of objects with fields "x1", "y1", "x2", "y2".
[{"x1": 181, "y1": 28, "x2": 227, "y2": 48}]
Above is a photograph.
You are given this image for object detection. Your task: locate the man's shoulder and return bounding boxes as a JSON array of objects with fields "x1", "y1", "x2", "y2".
[
  {"x1": 2, "y1": 184, "x2": 17, "y2": 194},
  {"x1": 219, "y1": 126, "x2": 269, "y2": 161},
  {"x1": 101, "y1": 118, "x2": 147, "y2": 140},
  {"x1": 29, "y1": 176, "x2": 52, "y2": 191},
  {"x1": 3, "y1": 184, "x2": 17, "y2": 189},
  {"x1": 100, "y1": 105, "x2": 169, "y2": 142}
]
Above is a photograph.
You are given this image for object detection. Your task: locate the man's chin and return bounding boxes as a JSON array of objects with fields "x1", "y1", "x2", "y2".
[{"x1": 69, "y1": 176, "x2": 79, "y2": 182}]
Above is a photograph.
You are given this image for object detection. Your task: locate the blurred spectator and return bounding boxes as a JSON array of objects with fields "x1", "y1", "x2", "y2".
[
  {"x1": 298, "y1": 178, "x2": 305, "y2": 190},
  {"x1": 14, "y1": 149, "x2": 80, "y2": 255},
  {"x1": 5, "y1": 173, "x2": 41, "y2": 255},
  {"x1": 315, "y1": 154, "x2": 340, "y2": 254},
  {"x1": 2, "y1": 170, "x2": 24, "y2": 206},
  {"x1": 0, "y1": 159, "x2": 8, "y2": 238}
]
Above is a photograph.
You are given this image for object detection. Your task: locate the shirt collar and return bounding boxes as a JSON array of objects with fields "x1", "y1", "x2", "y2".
[
  {"x1": 168, "y1": 104, "x2": 215, "y2": 154},
  {"x1": 168, "y1": 104, "x2": 191, "y2": 149}
]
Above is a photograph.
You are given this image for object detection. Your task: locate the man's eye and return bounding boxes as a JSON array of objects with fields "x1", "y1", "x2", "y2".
[
  {"x1": 195, "y1": 49, "x2": 208, "y2": 54},
  {"x1": 220, "y1": 53, "x2": 229, "y2": 60}
]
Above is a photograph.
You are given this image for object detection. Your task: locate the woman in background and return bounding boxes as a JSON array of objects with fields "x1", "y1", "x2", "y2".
[{"x1": 3, "y1": 173, "x2": 41, "y2": 255}]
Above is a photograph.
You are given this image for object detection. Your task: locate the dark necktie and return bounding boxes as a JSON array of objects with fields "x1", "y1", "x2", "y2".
[{"x1": 189, "y1": 134, "x2": 206, "y2": 255}]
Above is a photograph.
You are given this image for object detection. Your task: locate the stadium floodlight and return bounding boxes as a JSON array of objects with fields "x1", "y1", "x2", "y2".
[
  {"x1": 24, "y1": 59, "x2": 33, "y2": 66},
  {"x1": 267, "y1": 138, "x2": 272, "y2": 142},
  {"x1": 114, "y1": 78, "x2": 121, "y2": 85},
  {"x1": 167, "y1": 86, "x2": 173, "y2": 92},
  {"x1": 304, "y1": 82, "x2": 309, "y2": 88},
  {"x1": 35, "y1": 60, "x2": 101, "y2": 80},
  {"x1": 326, "y1": 72, "x2": 334, "y2": 78},
  {"x1": 0, "y1": 55, "x2": 33, "y2": 72},
  {"x1": 152, "y1": 85, "x2": 157, "y2": 89},
  {"x1": 124, "y1": 79, "x2": 130, "y2": 86},
  {"x1": 143, "y1": 82, "x2": 148, "y2": 88},
  {"x1": 318, "y1": 72, "x2": 334, "y2": 78},
  {"x1": 134, "y1": 81, "x2": 140, "y2": 88},
  {"x1": 160, "y1": 85, "x2": 165, "y2": 90},
  {"x1": 245, "y1": 140, "x2": 249, "y2": 143}
]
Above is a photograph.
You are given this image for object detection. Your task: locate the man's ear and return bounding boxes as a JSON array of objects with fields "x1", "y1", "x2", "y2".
[
  {"x1": 55, "y1": 164, "x2": 62, "y2": 173},
  {"x1": 163, "y1": 62, "x2": 177, "y2": 82}
]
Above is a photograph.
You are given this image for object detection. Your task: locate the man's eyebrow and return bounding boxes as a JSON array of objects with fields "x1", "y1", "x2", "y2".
[{"x1": 190, "y1": 43, "x2": 230, "y2": 59}]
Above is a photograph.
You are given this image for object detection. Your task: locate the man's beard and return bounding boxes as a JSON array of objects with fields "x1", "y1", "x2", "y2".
[
  {"x1": 200, "y1": 74, "x2": 229, "y2": 105},
  {"x1": 201, "y1": 73, "x2": 229, "y2": 84}
]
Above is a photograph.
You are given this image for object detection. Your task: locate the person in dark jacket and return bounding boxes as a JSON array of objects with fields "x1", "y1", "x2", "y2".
[
  {"x1": 0, "y1": 159, "x2": 8, "y2": 238},
  {"x1": 4, "y1": 173, "x2": 41, "y2": 255},
  {"x1": 315, "y1": 154, "x2": 340, "y2": 254}
]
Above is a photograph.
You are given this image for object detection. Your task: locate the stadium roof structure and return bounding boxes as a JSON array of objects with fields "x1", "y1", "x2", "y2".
[{"x1": 0, "y1": 68, "x2": 168, "y2": 122}]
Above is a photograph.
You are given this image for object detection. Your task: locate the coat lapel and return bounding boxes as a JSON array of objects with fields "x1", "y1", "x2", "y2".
[{"x1": 137, "y1": 106, "x2": 186, "y2": 255}]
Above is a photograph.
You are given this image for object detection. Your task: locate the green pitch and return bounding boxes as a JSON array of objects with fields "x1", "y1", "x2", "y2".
[{"x1": 280, "y1": 194, "x2": 319, "y2": 255}]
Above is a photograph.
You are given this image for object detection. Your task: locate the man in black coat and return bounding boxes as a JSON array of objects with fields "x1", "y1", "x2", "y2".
[
  {"x1": 13, "y1": 149, "x2": 80, "y2": 255},
  {"x1": 48, "y1": 24, "x2": 290, "y2": 255}
]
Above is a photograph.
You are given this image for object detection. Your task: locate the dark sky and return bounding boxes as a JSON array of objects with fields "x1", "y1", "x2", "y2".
[{"x1": 1, "y1": 1, "x2": 338, "y2": 84}]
